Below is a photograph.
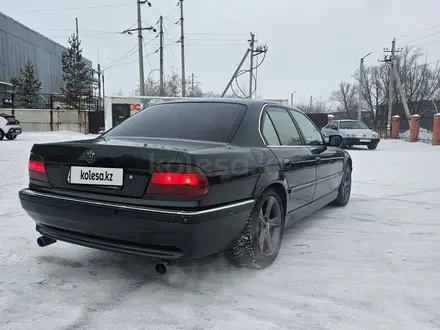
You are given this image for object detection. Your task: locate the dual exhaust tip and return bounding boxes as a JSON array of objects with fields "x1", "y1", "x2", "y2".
[{"x1": 37, "y1": 236, "x2": 175, "y2": 275}]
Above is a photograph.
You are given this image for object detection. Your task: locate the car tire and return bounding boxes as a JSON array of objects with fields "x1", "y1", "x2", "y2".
[
  {"x1": 330, "y1": 163, "x2": 352, "y2": 207},
  {"x1": 5, "y1": 134, "x2": 17, "y2": 140},
  {"x1": 0, "y1": 130, "x2": 4, "y2": 140},
  {"x1": 367, "y1": 142, "x2": 377, "y2": 150},
  {"x1": 229, "y1": 188, "x2": 285, "y2": 269}
]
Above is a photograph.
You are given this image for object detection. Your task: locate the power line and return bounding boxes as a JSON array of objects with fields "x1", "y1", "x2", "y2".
[
  {"x1": 397, "y1": 23, "x2": 440, "y2": 39},
  {"x1": 150, "y1": 3, "x2": 179, "y2": 24},
  {"x1": 26, "y1": 27, "x2": 249, "y2": 36},
  {"x1": 102, "y1": 45, "x2": 138, "y2": 70},
  {"x1": 143, "y1": 39, "x2": 155, "y2": 79},
  {"x1": 105, "y1": 49, "x2": 158, "y2": 70},
  {"x1": 166, "y1": 32, "x2": 250, "y2": 35},
  {"x1": 415, "y1": 38, "x2": 440, "y2": 47},
  {"x1": 16, "y1": 3, "x2": 133, "y2": 13},
  {"x1": 402, "y1": 30, "x2": 440, "y2": 46}
]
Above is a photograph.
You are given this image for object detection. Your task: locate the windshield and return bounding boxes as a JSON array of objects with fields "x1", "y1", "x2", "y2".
[
  {"x1": 103, "y1": 102, "x2": 247, "y2": 143},
  {"x1": 339, "y1": 121, "x2": 369, "y2": 129}
]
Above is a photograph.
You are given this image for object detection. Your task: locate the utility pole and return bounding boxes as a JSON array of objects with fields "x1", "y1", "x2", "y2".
[
  {"x1": 191, "y1": 73, "x2": 195, "y2": 96},
  {"x1": 387, "y1": 39, "x2": 395, "y2": 135},
  {"x1": 382, "y1": 38, "x2": 403, "y2": 137},
  {"x1": 221, "y1": 49, "x2": 251, "y2": 97},
  {"x1": 179, "y1": 0, "x2": 186, "y2": 96},
  {"x1": 248, "y1": 33, "x2": 255, "y2": 99},
  {"x1": 97, "y1": 63, "x2": 102, "y2": 99},
  {"x1": 290, "y1": 91, "x2": 296, "y2": 106},
  {"x1": 358, "y1": 52, "x2": 372, "y2": 120},
  {"x1": 121, "y1": 1, "x2": 155, "y2": 96},
  {"x1": 392, "y1": 53, "x2": 411, "y2": 124},
  {"x1": 102, "y1": 70, "x2": 105, "y2": 101},
  {"x1": 159, "y1": 15, "x2": 164, "y2": 96},
  {"x1": 137, "y1": 0, "x2": 145, "y2": 96},
  {"x1": 221, "y1": 34, "x2": 268, "y2": 98},
  {"x1": 75, "y1": 18, "x2": 79, "y2": 43}
]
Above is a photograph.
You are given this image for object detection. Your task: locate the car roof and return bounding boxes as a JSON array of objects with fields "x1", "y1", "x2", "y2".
[
  {"x1": 336, "y1": 119, "x2": 362, "y2": 122},
  {"x1": 151, "y1": 98, "x2": 306, "y2": 114},
  {"x1": 151, "y1": 98, "x2": 267, "y2": 107}
]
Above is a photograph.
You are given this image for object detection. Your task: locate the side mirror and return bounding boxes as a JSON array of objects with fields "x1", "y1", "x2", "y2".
[{"x1": 327, "y1": 134, "x2": 343, "y2": 147}]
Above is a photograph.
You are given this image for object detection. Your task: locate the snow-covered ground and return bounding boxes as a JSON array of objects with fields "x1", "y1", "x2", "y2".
[{"x1": 1, "y1": 132, "x2": 439, "y2": 330}]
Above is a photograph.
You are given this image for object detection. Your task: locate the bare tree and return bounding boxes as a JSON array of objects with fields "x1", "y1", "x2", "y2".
[
  {"x1": 331, "y1": 81, "x2": 358, "y2": 114},
  {"x1": 295, "y1": 98, "x2": 329, "y2": 113},
  {"x1": 164, "y1": 71, "x2": 181, "y2": 97},
  {"x1": 353, "y1": 47, "x2": 440, "y2": 127},
  {"x1": 294, "y1": 102, "x2": 310, "y2": 112},
  {"x1": 397, "y1": 47, "x2": 440, "y2": 113},
  {"x1": 355, "y1": 64, "x2": 388, "y2": 127},
  {"x1": 313, "y1": 98, "x2": 330, "y2": 113}
]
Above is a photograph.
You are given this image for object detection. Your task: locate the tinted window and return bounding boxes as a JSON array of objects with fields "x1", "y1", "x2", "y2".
[
  {"x1": 339, "y1": 120, "x2": 369, "y2": 129},
  {"x1": 261, "y1": 113, "x2": 280, "y2": 145},
  {"x1": 104, "y1": 102, "x2": 247, "y2": 143},
  {"x1": 289, "y1": 110, "x2": 324, "y2": 146},
  {"x1": 266, "y1": 107, "x2": 302, "y2": 146}
]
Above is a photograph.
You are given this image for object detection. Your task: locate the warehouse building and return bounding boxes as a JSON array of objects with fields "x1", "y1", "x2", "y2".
[{"x1": 0, "y1": 12, "x2": 92, "y2": 95}]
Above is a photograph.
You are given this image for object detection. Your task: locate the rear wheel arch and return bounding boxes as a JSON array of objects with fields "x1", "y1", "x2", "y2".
[{"x1": 255, "y1": 182, "x2": 288, "y2": 216}]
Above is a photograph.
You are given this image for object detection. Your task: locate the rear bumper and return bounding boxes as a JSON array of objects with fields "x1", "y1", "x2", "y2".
[
  {"x1": 343, "y1": 137, "x2": 380, "y2": 145},
  {"x1": 6, "y1": 126, "x2": 22, "y2": 135},
  {"x1": 19, "y1": 188, "x2": 253, "y2": 261}
]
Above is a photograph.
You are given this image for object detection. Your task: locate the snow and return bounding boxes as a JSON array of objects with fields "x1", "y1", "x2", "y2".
[
  {"x1": 399, "y1": 128, "x2": 433, "y2": 143},
  {"x1": 1, "y1": 132, "x2": 440, "y2": 330}
]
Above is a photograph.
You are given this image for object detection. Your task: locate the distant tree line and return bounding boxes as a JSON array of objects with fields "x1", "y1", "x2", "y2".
[{"x1": 330, "y1": 46, "x2": 440, "y2": 127}]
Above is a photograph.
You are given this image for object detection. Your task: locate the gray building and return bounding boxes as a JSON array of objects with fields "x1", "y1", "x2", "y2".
[{"x1": 0, "y1": 12, "x2": 92, "y2": 95}]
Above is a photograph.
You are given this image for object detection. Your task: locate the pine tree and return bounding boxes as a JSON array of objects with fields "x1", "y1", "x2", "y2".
[
  {"x1": 16, "y1": 60, "x2": 42, "y2": 107},
  {"x1": 61, "y1": 34, "x2": 92, "y2": 108}
]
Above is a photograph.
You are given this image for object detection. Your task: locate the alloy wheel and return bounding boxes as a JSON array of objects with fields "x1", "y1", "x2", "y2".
[{"x1": 257, "y1": 196, "x2": 282, "y2": 257}]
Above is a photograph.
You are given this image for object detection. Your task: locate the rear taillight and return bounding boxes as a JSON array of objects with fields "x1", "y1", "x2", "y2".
[
  {"x1": 6, "y1": 119, "x2": 17, "y2": 125},
  {"x1": 29, "y1": 158, "x2": 48, "y2": 182},
  {"x1": 146, "y1": 164, "x2": 209, "y2": 197}
]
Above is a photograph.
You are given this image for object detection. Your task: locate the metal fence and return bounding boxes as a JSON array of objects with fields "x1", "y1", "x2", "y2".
[{"x1": 0, "y1": 92, "x2": 103, "y2": 111}]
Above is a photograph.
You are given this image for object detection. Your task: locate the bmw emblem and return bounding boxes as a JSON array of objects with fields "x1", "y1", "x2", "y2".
[{"x1": 85, "y1": 150, "x2": 96, "y2": 164}]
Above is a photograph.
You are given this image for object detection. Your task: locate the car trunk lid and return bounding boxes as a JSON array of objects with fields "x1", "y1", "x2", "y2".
[{"x1": 31, "y1": 137, "x2": 225, "y2": 198}]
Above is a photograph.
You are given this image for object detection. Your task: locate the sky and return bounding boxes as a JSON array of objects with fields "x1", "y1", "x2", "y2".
[{"x1": 3, "y1": 0, "x2": 440, "y2": 104}]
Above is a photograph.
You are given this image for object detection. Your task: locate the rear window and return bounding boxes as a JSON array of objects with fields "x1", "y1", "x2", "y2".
[
  {"x1": 339, "y1": 121, "x2": 368, "y2": 129},
  {"x1": 104, "y1": 102, "x2": 247, "y2": 143}
]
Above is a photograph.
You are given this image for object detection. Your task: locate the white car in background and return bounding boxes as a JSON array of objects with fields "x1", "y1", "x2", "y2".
[
  {"x1": 321, "y1": 119, "x2": 380, "y2": 150},
  {"x1": 0, "y1": 113, "x2": 22, "y2": 140}
]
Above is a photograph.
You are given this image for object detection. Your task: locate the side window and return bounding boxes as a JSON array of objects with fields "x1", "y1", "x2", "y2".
[
  {"x1": 289, "y1": 110, "x2": 324, "y2": 146},
  {"x1": 261, "y1": 113, "x2": 280, "y2": 145},
  {"x1": 265, "y1": 107, "x2": 303, "y2": 146},
  {"x1": 330, "y1": 121, "x2": 338, "y2": 130}
]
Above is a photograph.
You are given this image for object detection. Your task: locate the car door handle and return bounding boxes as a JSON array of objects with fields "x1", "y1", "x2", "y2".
[
  {"x1": 315, "y1": 156, "x2": 321, "y2": 164},
  {"x1": 283, "y1": 158, "x2": 291, "y2": 165}
]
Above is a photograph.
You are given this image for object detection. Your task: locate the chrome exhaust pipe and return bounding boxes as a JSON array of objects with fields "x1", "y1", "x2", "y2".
[
  {"x1": 154, "y1": 261, "x2": 175, "y2": 275},
  {"x1": 37, "y1": 236, "x2": 57, "y2": 247}
]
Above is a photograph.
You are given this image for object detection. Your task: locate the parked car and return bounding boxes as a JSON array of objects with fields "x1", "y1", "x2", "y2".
[
  {"x1": 19, "y1": 99, "x2": 352, "y2": 274},
  {"x1": 0, "y1": 113, "x2": 22, "y2": 140},
  {"x1": 321, "y1": 119, "x2": 380, "y2": 150}
]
